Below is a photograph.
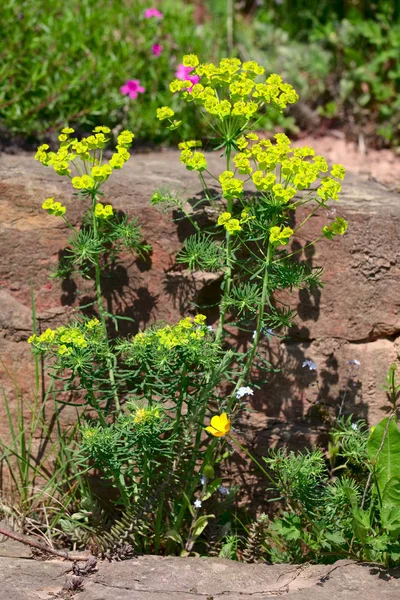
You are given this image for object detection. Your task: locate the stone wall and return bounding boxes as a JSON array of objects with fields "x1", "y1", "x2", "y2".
[{"x1": 1, "y1": 150, "x2": 399, "y2": 463}]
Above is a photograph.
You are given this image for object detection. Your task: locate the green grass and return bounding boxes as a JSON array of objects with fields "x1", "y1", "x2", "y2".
[{"x1": 0, "y1": 0, "x2": 222, "y2": 144}]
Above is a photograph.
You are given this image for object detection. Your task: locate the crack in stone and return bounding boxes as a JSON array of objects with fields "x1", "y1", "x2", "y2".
[{"x1": 89, "y1": 573, "x2": 303, "y2": 598}]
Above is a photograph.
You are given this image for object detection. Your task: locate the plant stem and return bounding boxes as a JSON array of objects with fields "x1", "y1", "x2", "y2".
[
  {"x1": 229, "y1": 241, "x2": 272, "y2": 409},
  {"x1": 215, "y1": 145, "x2": 234, "y2": 345},
  {"x1": 0, "y1": 526, "x2": 93, "y2": 561},
  {"x1": 228, "y1": 434, "x2": 276, "y2": 487},
  {"x1": 91, "y1": 192, "x2": 121, "y2": 414},
  {"x1": 174, "y1": 364, "x2": 188, "y2": 434}
]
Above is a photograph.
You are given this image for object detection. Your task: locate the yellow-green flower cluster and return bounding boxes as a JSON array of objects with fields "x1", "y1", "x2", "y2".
[
  {"x1": 131, "y1": 405, "x2": 161, "y2": 425},
  {"x1": 317, "y1": 177, "x2": 342, "y2": 201},
  {"x1": 179, "y1": 140, "x2": 207, "y2": 172},
  {"x1": 94, "y1": 202, "x2": 113, "y2": 219},
  {"x1": 28, "y1": 328, "x2": 56, "y2": 345},
  {"x1": 217, "y1": 212, "x2": 242, "y2": 234},
  {"x1": 85, "y1": 317, "x2": 101, "y2": 330},
  {"x1": 229, "y1": 132, "x2": 345, "y2": 204},
  {"x1": 217, "y1": 207, "x2": 255, "y2": 234},
  {"x1": 35, "y1": 126, "x2": 134, "y2": 184},
  {"x1": 41, "y1": 197, "x2": 66, "y2": 216},
  {"x1": 71, "y1": 175, "x2": 96, "y2": 190},
  {"x1": 167, "y1": 56, "x2": 299, "y2": 122},
  {"x1": 233, "y1": 152, "x2": 252, "y2": 175},
  {"x1": 322, "y1": 217, "x2": 348, "y2": 240},
  {"x1": 156, "y1": 106, "x2": 175, "y2": 121},
  {"x1": 269, "y1": 225, "x2": 294, "y2": 246},
  {"x1": 331, "y1": 164, "x2": 346, "y2": 180},
  {"x1": 91, "y1": 164, "x2": 113, "y2": 181},
  {"x1": 28, "y1": 324, "x2": 89, "y2": 356},
  {"x1": 132, "y1": 314, "x2": 209, "y2": 352},
  {"x1": 219, "y1": 171, "x2": 244, "y2": 199}
]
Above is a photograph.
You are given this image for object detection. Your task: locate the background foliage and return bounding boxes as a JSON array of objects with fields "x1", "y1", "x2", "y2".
[{"x1": 2, "y1": 0, "x2": 400, "y2": 146}]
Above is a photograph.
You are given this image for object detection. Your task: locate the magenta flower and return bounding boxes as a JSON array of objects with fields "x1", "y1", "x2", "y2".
[
  {"x1": 152, "y1": 43, "x2": 163, "y2": 57},
  {"x1": 120, "y1": 79, "x2": 145, "y2": 99},
  {"x1": 175, "y1": 64, "x2": 200, "y2": 92},
  {"x1": 144, "y1": 8, "x2": 163, "y2": 18}
]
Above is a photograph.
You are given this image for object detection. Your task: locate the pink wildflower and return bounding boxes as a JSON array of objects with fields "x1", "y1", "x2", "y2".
[
  {"x1": 120, "y1": 79, "x2": 145, "y2": 99},
  {"x1": 144, "y1": 8, "x2": 163, "y2": 19},
  {"x1": 175, "y1": 64, "x2": 200, "y2": 92},
  {"x1": 152, "y1": 43, "x2": 163, "y2": 57}
]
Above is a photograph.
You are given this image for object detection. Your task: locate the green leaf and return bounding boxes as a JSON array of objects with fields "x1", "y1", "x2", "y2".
[
  {"x1": 351, "y1": 508, "x2": 370, "y2": 543},
  {"x1": 165, "y1": 529, "x2": 183, "y2": 545},
  {"x1": 324, "y1": 531, "x2": 346, "y2": 545},
  {"x1": 368, "y1": 417, "x2": 400, "y2": 495},
  {"x1": 191, "y1": 514, "x2": 214, "y2": 539},
  {"x1": 344, "y1": 485, "x2": 360, "y2": 510},
  {"x1": 182, "y1": 492, "x2": 195, "y2": 517},
  {"x1": 366, "y1": 535, "x2": 389, "y2": 552},
  {"x1": 382, "y1": 476, "x2": 400, "y2": 508},
  {"x1": 202, "y1": 478, "x2": 222, "y2": 501}
]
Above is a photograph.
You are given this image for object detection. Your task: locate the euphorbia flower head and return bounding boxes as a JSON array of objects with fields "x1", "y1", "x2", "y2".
[
  {"x1": 120, "y1": 79, "x2": 145, "y2": 99},
  {"x1": 205, "y1": 413, "x2": 231, "y2": 437},
  {"x1": 144, "y1": 8, "x2": 163, "y2": 18}
]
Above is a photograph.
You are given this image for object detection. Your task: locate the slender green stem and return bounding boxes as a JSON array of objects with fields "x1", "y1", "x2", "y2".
[
  {"x1": 228, "y1": 434, "x2": 276, "y2": 486},
  {"x1": 272, "y1": 235, "x2": 323, "y2": 264},
  {"x1": 91, "y1": 192, "x2": 121, "y2": 414},
  {"x1": 229, "y1": 241, "x2": 273, "y2": 408},
  {"x1": 173, "y1": 364, "x2": 188, "y2": 434},
  {"x1": 215, "y1": 145, "x2": 234, "y2": 345},
  {"x1": 293, "y1": 202, "x2": 323, "y2": 233},
  {"x1": 61, "y1": 215, "x2": 78, "y2": 233}
]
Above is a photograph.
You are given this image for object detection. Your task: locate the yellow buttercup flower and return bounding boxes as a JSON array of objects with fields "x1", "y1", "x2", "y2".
[{"x1": 205, "y1": 413, "x2": 231, "y2": 437}]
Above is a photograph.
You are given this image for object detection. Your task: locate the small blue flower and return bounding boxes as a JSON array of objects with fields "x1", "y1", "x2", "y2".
[
  {"x1": 218, "y1": 485, "x2": 228, "y2": 495},
  {"x1": 302, "y1": 359, "x2": 317, "y2": 371},
  {"x1": 348, "y1": 359, "x2": 360, "y2": 366},
  {"x1": 200, "y1": 475, "x2": 207, "y2": 486}
]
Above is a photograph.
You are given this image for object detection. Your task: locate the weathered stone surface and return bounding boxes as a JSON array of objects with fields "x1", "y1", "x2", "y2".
[
  {"x1": 0, "y1": 149, "x2": 400, "y2": 452},
  {"x1": 0, "y1": 551, "x2": 399, "y2": 600}
]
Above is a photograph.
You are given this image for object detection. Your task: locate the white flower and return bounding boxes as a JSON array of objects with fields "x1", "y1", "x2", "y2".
[
  {"x1": 252, "y1": 330, "x2": 257, "y2": 340},
  {"x1": 351, "y1": 423, "x2": 358, "y2": 431},
  {"x1": 207, "y1": 325, "x2": 213, "y2": 331},
  {"x1": 193, "y1": 499, "x2": 202, "y2": 509},
  {"x1": 218, "y1": 485, "x2": 228, "y2": 495},
  {"x1": 200, "y1": 475, "x2": 207, "y2": 486},
  {"x1": 302, "y1": 359, "x2": 317, "y2": 371},
  {"x1": 236, "y1": 386, "x2": 254, "y2": 399},
  {"x1": 348, "y1": 359, "x2": 361, "y2": 366}
]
